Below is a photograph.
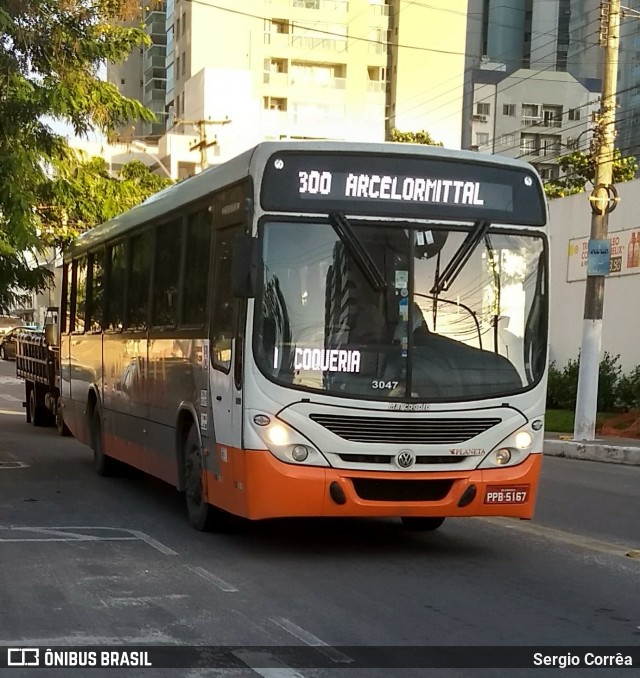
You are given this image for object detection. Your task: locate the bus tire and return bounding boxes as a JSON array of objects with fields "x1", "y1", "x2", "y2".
[
  {"x1": 183, "y1": 424, "x2": 227, "y2": 532},
  {"x1": 29, "y1": 386, "x2": 46, "y2": 427},
  {"x1": 56, "y1": 408, "x2": 71, "y2": 437},
  {"x1": 401, "y1": 516, "x2": 445, "y2": 531},
  {"x1": 91, "y1": 408, "x2": 117, "y2": 476}
]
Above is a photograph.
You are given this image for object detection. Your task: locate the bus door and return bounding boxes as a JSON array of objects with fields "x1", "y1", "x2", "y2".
[{"x1": 208, "y1": 223, "x2": 246, "y2": 514}]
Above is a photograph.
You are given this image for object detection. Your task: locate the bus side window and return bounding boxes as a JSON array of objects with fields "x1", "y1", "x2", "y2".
[
  {"x1": 211, "y1": 229, "x2": 236, "y2": 371},
  {"x1": 106, "y1": 241, "x2": 127, "y2": 331},
  {"x1": 181, "y1": 208, "x2": 213, "y2": 327},
  {"x1": 128, "y1": 229, "x2": 153, "y2": 331},
  {"x1": 89, "y1": 248, "x2": 106, "y2": 332},
  {"x1": 152, "y1": 219, "x2": 182, "y2": 328},
  {"x1": 74, "y1": 256, "x2": 88, "y2": 333},
  {"x1": 62, "y1": 263, "x2": 71, "y2": 334}
]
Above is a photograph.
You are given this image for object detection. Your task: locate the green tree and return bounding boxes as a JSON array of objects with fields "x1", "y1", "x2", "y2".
[
  {"x1": 389, "y1": 128, "x2": 443, "y2": 146},
  {"x1": 39, "y1": 156, "x2": 173, "y2": 248},
  {"x1": 0, "y1": 0, "x2": 156, "y2": 313},
  {"x1": 543, "y1": 148, "x2": 637, "y2": 199}
]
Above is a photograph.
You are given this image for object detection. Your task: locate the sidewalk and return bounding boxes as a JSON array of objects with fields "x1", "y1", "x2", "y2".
[{"x1": 544, "y1": 432, "x2": 640, "y2": 466}]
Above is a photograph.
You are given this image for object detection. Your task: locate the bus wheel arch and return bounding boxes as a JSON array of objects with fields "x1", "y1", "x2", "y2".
[
  {"x1": 88, "y1": 392, "x2": 117, "y2": 476},
  {"x1": 182, "y1": 421, "x2": 228, "y2": 532}
]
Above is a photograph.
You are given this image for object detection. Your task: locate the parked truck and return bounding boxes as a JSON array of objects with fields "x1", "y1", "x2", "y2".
[{"x1": 15, "y1": 308, "x2": 70, "y2": 435}]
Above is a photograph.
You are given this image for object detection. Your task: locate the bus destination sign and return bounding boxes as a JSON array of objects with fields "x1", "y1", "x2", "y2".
[{"x1": 261, "y1": 152, "x2": 546, "y2": 226}]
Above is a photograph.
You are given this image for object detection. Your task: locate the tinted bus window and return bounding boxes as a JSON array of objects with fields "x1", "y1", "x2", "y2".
[
  {"x1": 182, "y1": 209, "x2": 212, "y2": 326},
  {"x1": 89, "y1": 249, "x2": 106, "y2": 331},
  {"x1": 74, "y1": 256, "x2": 88, "y2": 333},
  {"x1": 62, "y1": 263, "x2": 71, "y2": 334},
  {"x1": 211, "y1": 229, "x2": 236, "y2": 370},
  {"x1": 128, "y1": 230, "x2": 153, "y2": 330},
  {"x1": 152, "y1": 220, "x2": 183, "y2": 328},
  {"x1": 106, "y1": 241, "x2": 127, "y2": 331}
]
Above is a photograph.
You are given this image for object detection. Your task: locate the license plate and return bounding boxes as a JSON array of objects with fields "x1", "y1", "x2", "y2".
[{"x1": 484, "y1": 485, "x2": 529, "y2": 504}]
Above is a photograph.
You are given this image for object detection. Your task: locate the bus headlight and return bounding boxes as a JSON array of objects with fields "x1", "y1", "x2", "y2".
[
  {"x1": 494, "y1": 448, "x2": 511, "y2": 465},
  {"x1": 248, "y1": 412, "x2": 329, "y2": 467},
  {"x1": 478, "y1": 420, "x2": 542, "y2": 469},
  {"x1": 267, "y1": 424, "x2": 289, "y2": 446},
  {"x1": 292, "y1": 445, "x2": 309, "y2": 462}
]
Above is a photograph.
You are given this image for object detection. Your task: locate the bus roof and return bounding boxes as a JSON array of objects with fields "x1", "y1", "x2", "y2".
[{"x1": 66, "y1": 140, "x2": 543, "y2": 260}]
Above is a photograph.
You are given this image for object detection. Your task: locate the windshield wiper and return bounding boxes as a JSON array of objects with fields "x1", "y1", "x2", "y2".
[
  {"x1": 329, "y1": 212, "x2": 386, "y2": 291},
  {"x1": 430, "y1": 220, "x2": 491, "y2": 295}
]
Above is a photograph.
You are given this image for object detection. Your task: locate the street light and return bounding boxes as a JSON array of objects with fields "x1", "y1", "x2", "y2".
[{"x1": 128, "y1": 141, "x2": 173, "y2": 180}]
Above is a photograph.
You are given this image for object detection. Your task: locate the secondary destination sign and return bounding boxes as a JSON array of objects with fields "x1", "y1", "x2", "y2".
[{"x1": 261, "y1": 151, "x2": 546, "y2": 226}]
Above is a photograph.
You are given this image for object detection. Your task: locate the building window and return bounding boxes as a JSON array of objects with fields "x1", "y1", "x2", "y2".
[
  {"x1": 542, "y1": 105, "x2": 562, "y2": 128},
  {"x1": 264, "y1": 96, "x2": 287, "y2": 111},
  {"x1": 176, "y1": 56, "x2": 180, "y2": 79},
  {"x1": 120, "y1": 78, "x2": 126, "y2": 85},
  {"x1": 521, "y1": 103, "x2": 541, "y2": 126},
  {"x1": 539, "y1": 135, "x2": 561, "y2": 156},
  {"x1": 181, "y1": 52, "x2": 186, "y2": 76},
  {"x1": 176, "y1": 17, "x2": 180, "y2": 35},
  {"x1": 520, "y1": 133, "x2": 537, "y2": 155},
  {"x1": 476, "y1": 132, "x2": 490, "y2": 147},
  {"x1": 503, "y1": 103, "x2": 516, "y2": 116},
  {"x1": 182, "y1": 11, "x2": 186, "y2": 35},
  {"x1": 568, "y1": 108, "x2": 581, "y2": 121},
  {"x1": 476, "y1": 102, "x2": 490, "y2": 115}
]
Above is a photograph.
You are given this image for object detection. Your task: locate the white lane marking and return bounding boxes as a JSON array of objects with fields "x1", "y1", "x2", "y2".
[
  {"x1": 233, "y1": 650, "x2": 307, "y2": 678},
  {"x1": 186, "y1": 565, "x2": 239, "y2": 592},
  {"x1": 0, "y1": 461, "x2": 29, "y2": 469},
  {"x1": 0, "y1": 376, "x2": 21, "y2": 385},
  {"x1": 101, "y1": 594, "x2": 189, "y2": 607},
  {"x1": 270, "y1": 618, "x2": 352, "y2": 664},
  {"x1": 0, "y1": 526, "x2": 178, "y2": 555},
  {"x1": 0, "y1": 394, "x2": 21, "y2": 402},
  {"x1": 125, "y1": 528, "x2": 179, "y2": 556},
  {"x1": 0, "y1": 409, "x2": 23, "y2": 416},
  {"x1": 481, "y1": 517, "x2": 640, "y2": 560},
  {"x1": 0, "y1": 633, "x2": 180, "y2": 645}
]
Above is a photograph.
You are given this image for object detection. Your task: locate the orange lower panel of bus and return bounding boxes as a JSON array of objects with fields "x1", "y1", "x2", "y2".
[{"x1": 205, "y1": 448, "x2": 543, "y2": 521}]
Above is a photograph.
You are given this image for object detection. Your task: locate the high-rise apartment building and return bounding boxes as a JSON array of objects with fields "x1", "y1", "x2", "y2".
[{"x1": 108, "y1": 0, "x2": 468, "y2": 174}]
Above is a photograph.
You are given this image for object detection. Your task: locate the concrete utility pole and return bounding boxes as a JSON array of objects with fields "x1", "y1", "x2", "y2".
[
  {"x1": 573, "y1": 0, "x2": 621, "y2": 441},
  {"x1": 174, "y1": 117, "x2": 231, "y2": 172}
]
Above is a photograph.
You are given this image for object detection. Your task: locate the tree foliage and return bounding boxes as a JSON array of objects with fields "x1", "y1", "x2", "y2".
[
  {"x1": 0, "y1": 0, "x2": 158, "y2": 313},
  {"x1": 543, "y1": 148, "x2": 638, "y2": 199},
  {"x1": 389, "y1": 128, "x2": 443, "y2": 146},
  {"x1": 40, "y1": 156, "x2": 173, "y2": 248}
]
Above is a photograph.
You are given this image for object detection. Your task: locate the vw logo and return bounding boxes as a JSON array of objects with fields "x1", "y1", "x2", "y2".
[{"x1": 395, "y1": 449, "x2": 415, "y2": 469}]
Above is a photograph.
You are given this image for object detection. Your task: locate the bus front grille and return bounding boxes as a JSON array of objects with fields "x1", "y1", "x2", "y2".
[
  {"x1": 338, "y1": 454, "x2": 467, "y2": 465},
  {"x1": 310, "y1": 414, "x2": 501, "y2": 444},
  {"x1": 351, "y1": 478, "x2": 454, "y2": 502}
]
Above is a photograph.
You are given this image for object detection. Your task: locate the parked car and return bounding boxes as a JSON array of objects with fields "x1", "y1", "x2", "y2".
[{"x1": 0, "y1": 326, "x2": 38, "y2": 360}]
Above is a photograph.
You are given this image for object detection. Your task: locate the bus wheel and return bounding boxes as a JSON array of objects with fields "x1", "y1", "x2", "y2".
[
  {"x1": 56, "y1": 409, "x2": 71, "y2": 437},
  {"x1": 184, "y1": 425, "x2": 227, "y2": 532},
  {"x1": 401, "y1": 517, "x2": 445, "y2": 531},
  {"x1": 91, "y1": 408, "x2": 117, "y2": 476}
]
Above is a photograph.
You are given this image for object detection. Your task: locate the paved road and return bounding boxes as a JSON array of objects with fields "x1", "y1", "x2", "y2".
[{"x1": 0, "y1": 359, "x2": 638, "y2": 677}]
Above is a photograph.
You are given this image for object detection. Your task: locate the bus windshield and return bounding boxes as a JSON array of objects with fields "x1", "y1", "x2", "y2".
[{"x1": 255, "y1": 219, "x2": 547, "y2": 401}]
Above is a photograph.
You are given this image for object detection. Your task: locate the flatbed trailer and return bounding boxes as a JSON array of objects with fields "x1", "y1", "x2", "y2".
[{"x1": 14, "y1": 310, "x2": 70, "y2": 435}]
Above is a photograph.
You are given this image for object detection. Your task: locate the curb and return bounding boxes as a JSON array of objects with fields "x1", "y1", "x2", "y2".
[{"x1": 544, "y1": 439, "x2": 640, "y2": 466}]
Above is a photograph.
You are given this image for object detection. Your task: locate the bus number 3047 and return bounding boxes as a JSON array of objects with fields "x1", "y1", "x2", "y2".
[
  {"x1": 371, "y1": 381, "x2": 399, "y2": 389},
  {"x1": 299, "y1": 170, "x2": 332, "y2": 195}
]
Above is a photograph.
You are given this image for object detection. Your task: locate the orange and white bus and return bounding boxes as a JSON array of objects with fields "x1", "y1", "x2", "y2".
[{"x1": 56, "y1": 141, "x2": 549, "y2": 531}]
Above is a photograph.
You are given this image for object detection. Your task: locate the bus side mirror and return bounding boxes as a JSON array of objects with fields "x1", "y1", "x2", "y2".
[{"x1": 231, "y1": 235, "x2": 258, "y2": 298}]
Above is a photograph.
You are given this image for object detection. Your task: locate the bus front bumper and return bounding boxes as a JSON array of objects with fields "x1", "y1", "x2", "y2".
[{"x1": 227, "y1": 450, "x2": 543, "y2": 521}]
